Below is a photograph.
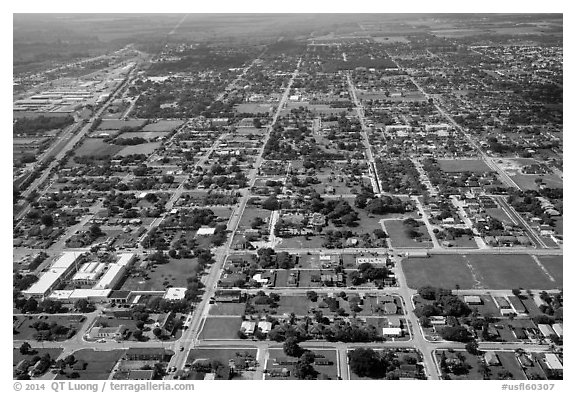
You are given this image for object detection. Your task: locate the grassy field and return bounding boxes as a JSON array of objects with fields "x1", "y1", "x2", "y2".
[
  {"x1": 55, "y1": 349, "x2": 125, "y2": 380},
  {"x1": 266, "y1": 348, "x2": 339, "y2": 380},
  {"x1": 438, "y1": 159, "x2": 491, "y2": 173},
  {"x1": 199, "y1": 317, "x2": 242, "y2": 339},
  {"x1": 13, "y1": 348, "x2": 63, "y2": 369},
  {"x1": 384, "y1": 219, "x2": 432, "y2": 248},
  {"x1": 535, "y1": 255, "x2": 563, "y2": 285},
  {"x1": 403, "y1": 254, "x2": 558, "y2": 290},
  {"x1": 186, "y1": 348, "x2": 258, "y2": 380},
  {"x1": 117, "y1": 142, "x2": 161, "y2": 156},
  {"x1": 121, "y1": 258, "x2": 199, "y2": 291},
  {"x1": 98, "y1": 119, "x2": 147, "y2": 130},
  {"x1": 208, "y1": 303, "x2": 247, "y2": 316},
  {"x1": 75, "y1": 138, "x2": 124, "y2": 157},
  {"x1": 465, "y1": 254, "x2": 556, "y2": 290},
  {"x1": 276, "y1": 235, "x2": 326, "y2": 249},
  {"x1": 235, "y1": 103, "x2": 274, "y2": 114},
  {"x1": 13, "y1": 315, "x2": 84, "y2": 341},
  {"x1": 510, "y1": 173, "x2": 563, "y2": 191},
  {"x1": 116, "y1": 131, "x2": 169, "y2": 140},
  {"x1": 276, "y1": 296, "x2": 311, "y2": 315},
  {"x1": 485, "y1": 207, "x2": 515, "y2": 225},
  {"x1": 142, "y1": 120, "x2": 184, "y2": 132},
  {"x1": 403, "y1": 255, "x2": 476, "y2": 289}
]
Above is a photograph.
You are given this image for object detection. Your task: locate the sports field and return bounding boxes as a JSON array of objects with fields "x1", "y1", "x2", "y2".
[{"x1": 402, "y1": 254, "x2": 559, "y2": 290}]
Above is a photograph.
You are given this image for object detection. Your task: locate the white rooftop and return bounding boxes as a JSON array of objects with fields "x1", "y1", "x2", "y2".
[{"x1": 163, "y1": 287, "x2": 187, "y2": 301}]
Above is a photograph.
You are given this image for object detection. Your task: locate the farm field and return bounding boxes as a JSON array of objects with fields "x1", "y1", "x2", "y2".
[
  {"x1": 384, "y1": 219, "x2": 432, "y2": 248},
  {"x1": 198, "y1": 317, "x2": 242, "y2": 339},
  {"x1": 438, "y1": 159, "x2": 491, "y2": 173}
]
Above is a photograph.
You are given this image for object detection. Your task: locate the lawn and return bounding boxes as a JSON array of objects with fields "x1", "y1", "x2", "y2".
[
  {"x1": 75, "y1": 138, "x2": 124, "y2": 157},
  {"x1": 120, "y1": 258, "x2": 199, "y2": 291},
  {"x1": 384, "y1": 219, "x2": 432, "y2": 248},
  {"x1": 438, "y1": 159, "x2": 491, "y2": 173},
  {"x1": 56, "y1": 349, "x2": 125, "y2": 380},
  {"x1": 238, "y1": 206, "x2": 271, "y2": 229},
  {"x1": 266, "y1": 348, "x2": 339, "y2": 380},
  {"x1": 198, "y1": 317, "x2": 242, "y2": 339},
  {"x1": 485, "y1": 208, "x2": 515, "y2": 225}
]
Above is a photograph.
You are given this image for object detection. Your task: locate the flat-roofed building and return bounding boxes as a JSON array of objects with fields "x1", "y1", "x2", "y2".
[
  {"x1": 22, "y1": 251, "x2": 85, "y2": 298},
  {"x1": 538, "y1": 324, "x2": 555, "y2": 338},
  {"x1": 163, "y1": 287, "x2": 186, "y2": 301},
  {"x1": 552, "y1": 323, "x2": 563, "y2": 339},
  {"x1": 544, "y1": 353, "x2": 563, "y2": 371},
  {"x1": 94, "y1": 264, "x2": 125, "y2": 290}
]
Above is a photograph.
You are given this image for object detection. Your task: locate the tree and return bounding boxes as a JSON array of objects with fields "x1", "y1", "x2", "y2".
[
  {"x1": 348, "y1": 348, "x2": 383, "y2": 378},
  {"x1": 465, "y1": 340, "x2": 480, "y2": 355},
  {"x1": 133, "y1": 329, "x2": 144, "y2": 341},
  {"x1": 152, "y1": 327, "x2": 163, "y2": 338},
  {"x1": 89, "y1": 224, "x2": 102, "y2": 237},
  {"x1": 417, "y1": 286, "x2": 437, "y2": 300},
  {"x1": 283, "y1": 337, "x2": 303, "y2": 357},
  {"x1": 306, "y1": 291, "x2": 318, "y2": 302},
  {"x1": 440, "y1": 326, "x2": 471, "y2": 342},
  {"x1": 74, "y1": 298, "x2": 93, "y2": 313},
  {"x1": 262, "y1": 196, "x2": 279, "y2": 211},
  {"x1": 40, "y1": 214, "x2": 54, "y2": 227},
  {"x1": 19, "y1": 342, "x2": 31, "y2": 355},
  {"x1": 512, "y1": 288, "x2": 522, "y2": 297}
]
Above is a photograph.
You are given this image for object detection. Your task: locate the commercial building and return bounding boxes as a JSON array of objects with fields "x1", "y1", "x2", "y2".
[{"x1": 22, "y1": 251, "x2": 85, "y2": 298}]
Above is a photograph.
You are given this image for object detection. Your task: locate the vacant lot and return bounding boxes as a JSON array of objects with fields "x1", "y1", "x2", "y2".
[
  {"x1": 199, "y1": 317, "x2": 242, "y2": 339},
  {"x1": 438, "y1": 159, "x2": 491, "y2": 173},
  {"x1": 277, "y1": 235, "x2": 326, "y2": 249},
  {"x1": 384, "y1": 219, "x2": 432, "y2": 248},
  {"x1": 121, "y1": 258, "x2": 199, "y2": 291},
  {"x1": 75, "y1": 138, "x2": 123, "y2": 157},
  {"x1": 403, "y1": 254, "x2": 557, "y2": 290},
  {"x1": 55, "y1": 349, "x2": 125, "y2": 380}
]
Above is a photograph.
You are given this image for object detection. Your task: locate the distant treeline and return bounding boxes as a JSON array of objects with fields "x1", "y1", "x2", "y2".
[{"x1": 13, "y1": 115, "x2": 74, "y2": 135}]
